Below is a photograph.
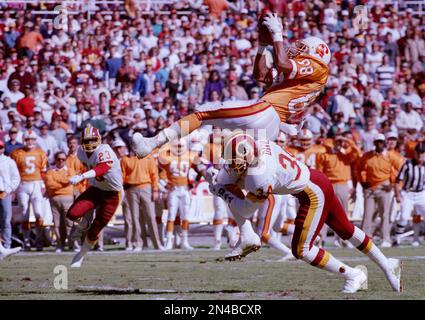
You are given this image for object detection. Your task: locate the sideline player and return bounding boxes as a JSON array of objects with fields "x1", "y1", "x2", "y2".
[
  {"x1": 11, "y1": 130, "x2": 48, "y2": 251},
  {"x1": 132, "y1": 13, "x2": 330, "y2": 158},
  {"x1": 66, "y1": 125, "x2": 123, "y2": 267},
  {"x1": 209, "y1": 130, "x2": 402, "y2": 293},
  {"x1": 158, "y1": 138, "x2": 197, "y2": 250}
]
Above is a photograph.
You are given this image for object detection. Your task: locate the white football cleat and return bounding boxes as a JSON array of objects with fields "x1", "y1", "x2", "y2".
[
  {"x1": 224, "y1": 233, "x2": 261, "y2": 261},
  {"x1": 181, "y1": 240, "x2": 194, "y2": 250},
  {"x1": 133, "y1": 247, "x2": 142, "y2": 253},
  {"x1": 277, "y1": 253, "x2": 297, "y2": 262},
  {"x1": 277, "y1": 253, "x2": 296, "y2": 262},
  {"x1": 385, "y1": 258, "x2": 402, "y2": 292},
  {"x1": 125, "y1": 246, "x2": 133, "y2": 252},
  {"x1": 0, "y1": 246, "x2": 22, "y2": 260},
  {"x1": 132, "y1": 132, "x2": 156, "y2": 158},
  {"x1": 164, "y1": 237, "x2": 174, "y2": 250},
  {"x1": 224, "y1": 246, "x2": 244, "y2": 261},
  {"x1": 71, "y1": 254, "x2": 85, "y2": 268},
  {"x1": 213, "y1": 241, "x2": 222, "y2": 251},
  {"x1": 380, "y1": 240, "x2": 392, "y2": 248},
  {"x1": 411, "y1": 241, "x2": 420, "y2": 247},
  {"x1": 341, "y1": 265, "x2": 368, "y2": 293},
  {"x1": 70, "y1": 241, "x2": 92, "y2": 268}
]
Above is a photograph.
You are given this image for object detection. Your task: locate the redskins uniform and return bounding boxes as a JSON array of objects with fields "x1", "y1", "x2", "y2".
[
  {"x1": 11, "y1": 144, "x2": 48, "y2": 249},
  {"x1": 158, "y1": 141, "x2": 197, "y2": 250},
  {"x1": 211, "y1": 134, "x2": 401, "y2": 293},
  {"x1": 67, "y1": 125, "x2": 123, "y2": 268}
]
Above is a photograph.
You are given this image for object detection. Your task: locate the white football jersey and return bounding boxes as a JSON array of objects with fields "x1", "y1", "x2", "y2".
[
  {"x1": 77, "y1": 144, "x2": 123, "y2": 192},
  {"x1": 216, "y1": 140, "x2": 310, "y2": 197}
]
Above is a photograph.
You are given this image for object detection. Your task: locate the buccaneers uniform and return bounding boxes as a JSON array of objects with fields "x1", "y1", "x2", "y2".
[
  {"x1": 11, "y1": 130, "x2": 48, "y2": 250},
  {"x1": 158, "y1": 139, "x2": 197, "y2": 250},
  {"x1": 133, "y1": 36, "x2": 330, "y2": 158}
]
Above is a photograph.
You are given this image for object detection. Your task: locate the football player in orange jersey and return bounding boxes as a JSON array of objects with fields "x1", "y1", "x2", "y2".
[
  {"x1": 289, "y1": 129, "x2": 326, "y2": 169},
  {"x1": 158, "y1": 138, "x2": 198, "y2": 250},
  {"x1": 11, "y1": 130, "x2": 48, "y2": 251},
  {"x1": 132, "y1": 13, "x2": 330, "y2": 158}
]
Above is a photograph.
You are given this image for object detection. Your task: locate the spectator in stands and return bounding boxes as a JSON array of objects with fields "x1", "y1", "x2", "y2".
[
  {"x1": 396, "y1": 102, "x2": 424, "y2": 133},
  {"x1": 44, "y1": 151, "x2": 75, "y2": 252},
  {"x1": 3, "y1": 79, "x2": 24, "y2": 105},
  {"x1": 203, "y1": 70, "x2": 224, "y2": 102},
  {"x1": 4, "y1": 127, "x2": 23, "y2": 155}
]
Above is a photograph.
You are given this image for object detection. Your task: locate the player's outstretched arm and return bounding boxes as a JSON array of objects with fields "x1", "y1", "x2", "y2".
[
  {"x1": 69, "y1": 162, "x2": 112, "y2": 185},
  {"x1": 262, "y1": 13, "x2": 292, "y2": 75}
]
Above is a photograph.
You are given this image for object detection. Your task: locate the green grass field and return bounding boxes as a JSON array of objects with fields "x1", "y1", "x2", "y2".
[{"x1": 1, "y1": 246, "x2": 424, "y2": 300}]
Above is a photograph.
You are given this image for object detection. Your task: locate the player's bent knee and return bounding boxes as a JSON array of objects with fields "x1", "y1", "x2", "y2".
[{"x1": 66, "y1": 206, "x2": 79, "y2": 221}]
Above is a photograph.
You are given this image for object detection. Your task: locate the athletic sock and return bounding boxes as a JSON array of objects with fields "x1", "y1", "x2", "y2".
[{"x1": 348, "y1": 226, "x2": 389, "y2": 271}]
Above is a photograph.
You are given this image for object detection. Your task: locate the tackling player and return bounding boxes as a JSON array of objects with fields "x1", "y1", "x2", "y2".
[
  {"x1": 210, "y1": 130, "x2": 402, "y2": 293},
  {"x1": 66, "y1": 125, "x2": 123, "y2": 267},
  {"x1": 132, "y1": 13, "x2": 330, "y2": 158}
]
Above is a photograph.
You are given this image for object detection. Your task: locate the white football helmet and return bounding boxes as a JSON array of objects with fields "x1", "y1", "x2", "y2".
[
  {"x1": 298, "y1": 129, "x2": 314, "y2": 150},
  {"x1": 170, "y1": 138, "x2": 187, "y2": 156},
  {"x1": 222, "y1": 130, "x2": 258, "y2": 175},
  {"x1": 288, "y1": 36, "x2": 331, "y2": 65},
  {"x1": 23, "y1": 130, "x2": 38, "y2": 149}
]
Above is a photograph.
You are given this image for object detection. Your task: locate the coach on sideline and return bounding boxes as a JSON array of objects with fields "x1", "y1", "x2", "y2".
[
  {"x1": 121, "y1": 148, "x2": 163, "y2": 251},
  {"x1": 0, "y1": 140, "x2": 21, "y2": 249},
  {"x1": 356, "y1": 134, "x2": 404, "y2": 247},
  {"x1": 394, "y1": 142, "x2": 425, "y2": 246},
  {"x1": 44, "y1": 151, "x2": 75, "y2": 252}
]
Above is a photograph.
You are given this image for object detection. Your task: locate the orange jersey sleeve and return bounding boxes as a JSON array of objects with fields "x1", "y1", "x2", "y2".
[
  {"x1": 11, "y1": 148, "x2": 48, "y2": 182},
  {"x1": 262, "y1": 54, "x2": 329, "y2": 124}
]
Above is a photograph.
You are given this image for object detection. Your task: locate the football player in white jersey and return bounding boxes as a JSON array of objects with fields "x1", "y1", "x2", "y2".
[
  {"x1": 67, "y1": 125, "x2": 123, "y2": 267},
  {"x1": 209, "y1": 130, "x2": 402, "y2": 293}
]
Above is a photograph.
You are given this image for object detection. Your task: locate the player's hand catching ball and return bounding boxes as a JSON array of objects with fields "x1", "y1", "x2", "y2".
[{"x1": 263, "y1": 13, "x2": 283, "y2": 40}]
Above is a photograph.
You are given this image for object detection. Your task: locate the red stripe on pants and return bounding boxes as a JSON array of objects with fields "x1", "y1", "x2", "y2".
[
  {"x1": 67, "y1": 186, "x2": 120, "y2": 242},
  {"x1": 291, "y1": 169, "x2": 354, "y2": 258}
]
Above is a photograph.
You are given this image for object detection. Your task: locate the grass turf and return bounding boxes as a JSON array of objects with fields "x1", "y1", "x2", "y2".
[{"x1": 1, "y1": 246, "x2": 424, "y2": 300}]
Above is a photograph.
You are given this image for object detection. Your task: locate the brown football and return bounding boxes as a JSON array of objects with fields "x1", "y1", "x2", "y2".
[{"x1": 258, "y1": 14, "x2": 274, "y2": 45}]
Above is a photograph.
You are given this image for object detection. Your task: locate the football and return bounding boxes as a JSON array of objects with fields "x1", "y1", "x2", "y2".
[{"x1": 258, "y1": 13, "x2": 274, "y2": 45}]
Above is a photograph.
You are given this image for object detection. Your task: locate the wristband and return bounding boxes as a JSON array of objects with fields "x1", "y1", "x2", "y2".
[
  {"x1": 272, "y1": 32, "x2": 284, "y2": 42},
  {"x1": 81, "y1": 170, "x2": 96, "y2": 180}
]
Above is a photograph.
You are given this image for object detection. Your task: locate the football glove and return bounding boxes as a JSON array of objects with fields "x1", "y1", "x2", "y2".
[
  {"x1": 262, "y1": 13, "x2": 284, "y2": 42},
  {"x1": 69, "y1": 175, "x2": 84, "y2": 186}
]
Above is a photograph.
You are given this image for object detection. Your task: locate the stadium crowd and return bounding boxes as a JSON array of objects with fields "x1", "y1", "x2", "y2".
[{"x1": 0, "y1": 0, "x2": 424, "y2": 254}]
